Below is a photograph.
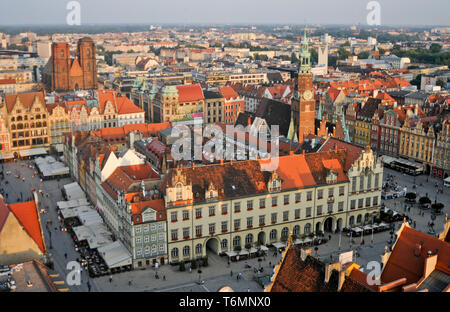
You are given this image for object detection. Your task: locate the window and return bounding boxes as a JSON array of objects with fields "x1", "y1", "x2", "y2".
[
  {"x1": 338, "y1": 201, "x2": 344, "y2": 212},
  {"x1": 339, "y1": 186, "x2": 345, "y2": 196},
  {"x1": 259, "y1": 198, "x2": 265, "y2": 208},
  {"x1": 151, "y1": 245, "x2": 157, "y2": 254},
  {"x1": 221, "y1": 204, "x2": 228, "y2": 214},
  {"x1": 358, "y1": 198, "x2": 364, "y2": 208},
  {"x1": 136, "y1": 249, "x2": 142, "y2": 257},
  {"x1": 194, "y1": 225, "x2": 202, "y2": 237},
  {"x1": 182, "y1": 210, "x2": 189, "y2": 220},
  {"x1": 295, "y1": 209, "x2": 300, "y2": 219},
  {"x1": 144, "y1": 236, "x2": 149, "y2": 243},
  {"x1": 209, "y1": 206, "x2": 215, "y2": 216},
  {"x1": 359, "y1": 176, "x2": 364, "y2": 191},
  {"x1": 306, "y1": 207, "x2": 312, "y2": 217},
  {"x1": 158, "y1": 233, "x2": 164, "y2": 240},
  {"x1": 221, "y1": 239, "x2": 228, "y2": 249},
  {"x1": 272, "y1": 196, "x2": 278, "y2": 206},
  {"x1": 171, "y1": 229, "x2": 178, "y2": 241},
  {"x1": 304, "y1": 223, "x2": 311, "y2": 234},
  {"x1": 245, "y1": 233, "x2": 253, "y2": 245},
  {"x1": 247, "y1": 200, "x2": 253, "y2": 210},
  {"x1": 234, "y1": 202, "x2": 241, "y2": 213},
  {"x1": 307, "y1": 191, "x2": 312, "y2": 201},
  {"x1": 136, "y1": 237, "x2": 142, "y2": 244},
  {"x1": 352, "y1": 177, "x2": 357, "y2": 192},
  {"x1": 143, "y1": 225, "x2": 149, "y2": 233},
  {"x1": 176, "y1": 183, "x2": 183, "y2": 200},
  {"x1": 183, "y1": 246, "x2": 190, "y2": 257},
  {"x1": 183, "y1": 227, "x2": 189, "y2": 238},
  {"x1": 221, "y1": 221, "x2": 228, "y2": 232},
  {"x1": 375, "y1": 173, "x2": 380, "y2": 188},
  {"x1": 281, "y1": 227, "x2": 289, "y2": 238},
  {"x1": 327, "y1": 203, "x2": 333, "y2": 213},
  {"x1": 367, "y1": 174, "x2": 372, "y2": 190},
  {"x1": 328, "y1": 188, "x2": 334, "y2": 197},
  {"x1": 283, "y1": 211, "x2": 289, "y2": 221},
  {"x1": 247, "y1": 217, "x2": 253, "y2": 228},
  {"x1": 373, "y1": 196, "x2": 378, "y2": 206},
  {"x1": 196, "y1": 244, "x2": 202, "y2": 255},
  {"x1": 135, "y1": 227, "x2": 141, "y2": 234},
  {"x1": 317, "y1": 205, "x2": 323, "y2": 215},
  {"x1": 209, "y1": 223, "x2": 215, "y2": 234},
  {"x1": 295, "y1": 193, "x2": 301, "y2": 203},
  {"x1": 171, "y1": 211, "x2": 177, "y2": 222},
  {"x1": 293, "y1": 225, "x2": 300, "y2": 235},
  {"x1": 234, "y1": 219, "x2": 240, "y2": 230},
  {"x1": 366, "y1": 197, "x2": 371, "y2": 207},
  {"x1": 145, "y1": 246, "x2": 150, "y2": 255},
  {"x1": 357, "y1": 215, "x2": 362, "y2": 224},
  {"x1": 233, "y1": 236, "x2": 241, "y2": 247},
  {"x1": 317, "y1": 189, "x2": 323, "y2": 199},
  {"x1": 259, "y1": 215, "x2": 265, "y2": 225},
  {"x1": 270, "y1": 229, "x2": 277, "y2": 241},
  {"x1": 195, "y1": 208, "x2": 202, "y2": 218},
  {"x1": 284, "y1": 195, "x2": 289, "y2": 205}
]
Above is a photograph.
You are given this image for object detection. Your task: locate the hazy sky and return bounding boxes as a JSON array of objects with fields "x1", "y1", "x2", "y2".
[{"x1": 0, "y1": 0, "x2": 449, "y2": 26}]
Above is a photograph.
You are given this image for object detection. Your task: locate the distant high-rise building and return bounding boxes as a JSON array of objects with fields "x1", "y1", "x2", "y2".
[{"x1": 318, "y1": 44, "x2": 328, "y2": 74}]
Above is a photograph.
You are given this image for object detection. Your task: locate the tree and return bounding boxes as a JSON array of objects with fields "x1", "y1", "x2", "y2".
[
  {"x1": 431, "y1": 203, "x2": 444, "y2": 214},
  {"x1": 410, "y1": 74, "x2": 422, "y2": 89},
  {"x1": 342, "y1": 41, "x2": 350, "y2": 47},
  {"x1": 358, "y1": 51, "x2": 370, "y2": 59},
  {"x1": 179, "y1": 261, "x2": 186, "y2": 272},
  {"x1": 436, "y1": 78, "x2": 446, "y2": 89},
  {"x1": 337, "y1": 47, "x2": 351, "y2": 60},
  {"x1": 405, "y1": 192, "x2": 417, "y2": 202},
  {"x1": 291, "y1": 52, "x2": 299, "y2": 64},
  {"x1": 245, "y1": 243, "x2": 252, "y2": 251},
  {"x1": 190, "y1": 259, "x2": 197, "y2": 269},
  {"x1": 430, "y1": 43, "x2": 442, "y2": 53},
  {"x1": 419, "y1": 196, "x2": 431, "y2": 205}
]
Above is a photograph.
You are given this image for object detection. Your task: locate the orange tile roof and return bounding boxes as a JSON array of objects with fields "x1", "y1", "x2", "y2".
[
  {"x1": 176, "y1": 84, "x2": 204, "y2": 102},
  {"x1": 116, "y1": 96, "x2": 144, "y2": 115},
  {"x1": 0, "y1": 78, "x2": 16, "y2": 84},
  {"x1": 7, "y1": 200, "x2": 45, "y2": 253},
  {"x1": 381, "y1": 225, "x2": 450, "y2": 285},
  {"x1": 4, "y1": 91, "x2": 46, "y2": 113},
  {"x1": 219, "y1": 85, "x2": 240, "y2": 100},
  {"x1": 319, "y1": 138, "x2": 363, "y2": 171},
  {"x1": 130, "y1": 199, "x2": 166, "y2": 224}
]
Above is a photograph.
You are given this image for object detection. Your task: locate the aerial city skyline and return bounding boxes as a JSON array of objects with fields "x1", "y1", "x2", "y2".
[{"x1": 0, "y1": 0, "x2": 449, "y2": 300}]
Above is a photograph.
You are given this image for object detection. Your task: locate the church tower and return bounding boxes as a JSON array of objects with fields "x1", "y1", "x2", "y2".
[
  {"x1": 77, "y1": 37, "x2": 97, "y2": 90},
  {"x1": 51, "y1": 42, "x2": 70, "y2": 91},
  {"x1": 296, "y1": 29, "x2": 315, "y2": 143}
]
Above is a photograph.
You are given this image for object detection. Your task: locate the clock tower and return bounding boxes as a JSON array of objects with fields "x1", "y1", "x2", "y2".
[{"x1": 294, "y1": 29, "x2": 315, "y2": 143}]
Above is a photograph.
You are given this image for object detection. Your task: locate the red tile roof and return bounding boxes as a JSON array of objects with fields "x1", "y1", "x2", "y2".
[
  {"x1": 318, "y1": 138, "x2": 364, "y2": 171},
  {"x1": 0, "y1": 78, "x2": 16, "y2": 84},
  {"x1": 381, "y1": 225, "x2": 450, "y2": 285},
  {"x1": 6, "y1": 199, "x2": 45, "y2": 253},
  {"x1": 130, "y1": 199, "x2": 166, "y2": 224},
  {"x1": 176, "y1": 84, "x2": 204, "y2": 102}
]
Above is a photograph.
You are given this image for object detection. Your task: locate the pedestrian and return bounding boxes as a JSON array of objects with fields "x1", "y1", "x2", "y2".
[
  {"x1": 269, "y1": 261, "x2": 272, "y2": 267},
  {"x1": 413, "y1": 221, "x2": 416, "y2": 228},
  {"x1": 87, "y1": 281, "x2": 91, "y2": 292},
  {"x1": 128, "y1": 280, "x2": 132, "y2": 286},
  {"x1": 163, "y1": 275, "x2": 166, "y2": 281},
  {"x1": 109, "y1": 275, "x2": 112, "y2": 283},
  {"x1": 64, "y1": 253, "x2": 67, "y2": 259},
  {"x1": 236, "y1": 273, "x2": 239, "y2": 281},
  {"x1": 247, "y1": 288, "x2": 250, "y2": 292},
  {"x1": 189, "y1": 267, "x2": 192, "y2": 273}
]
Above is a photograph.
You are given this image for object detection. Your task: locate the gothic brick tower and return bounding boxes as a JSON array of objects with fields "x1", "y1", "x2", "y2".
[
  {"x1": 297, "y1": 30, "x2": 315, "y2": 143},
  {"x1": 77, "y1": 37, "x2": 97, "y2": 90},
  {"x1": 51, "y1": 42, "x2": 70, "y2": 91}
]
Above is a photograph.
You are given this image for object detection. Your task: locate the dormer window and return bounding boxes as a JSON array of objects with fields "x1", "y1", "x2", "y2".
[{"x1": 326, "y1": 170, "x2": 337, "y2": 184}]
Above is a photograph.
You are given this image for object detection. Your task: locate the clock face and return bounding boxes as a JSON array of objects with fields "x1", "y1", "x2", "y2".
[{"x1": 303, "y1": 90, "x2": 313, "y2": 101}]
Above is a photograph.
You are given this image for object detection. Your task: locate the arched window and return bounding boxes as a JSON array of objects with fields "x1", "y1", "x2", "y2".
[
  {"x1": 182, "y1": 245, "x2": 190, "y2": 257},
  {"x1": 281, "y1": 227, "x2": 289, "y2": 238},
  {"x1": 176, "y1": 183, "x2": 183, "y2": 201},
  {"x1": 364, "y1": 213, "x2": 369, "y2": 223},
  {"x1": 11, "y1": 124, "x2": 16, "y2": 130},
  {"x1": 245, "y1": 233, "x2": 253, "y2": 245},
  {"x1": 221, "y1": 239, "x2": 228, "y2": 250},
  {"x1": 357, "y1": 214, "x2": 362, "y2": 224},
  {"x1": 270, "y1": 229, "x2": 277, "y2": 241},
  {"x1": 195, "y1": 244, "x2": 202, "y2": 255},
  {"x1": 293, "y1": 225, "x2": 300, "y2": 235},
  {"x1": 349, "y1": 216, "x2": 355, "y2": 226},
  {"x1": 304, "y1": 223, "x2": 311, "y2": 234},
  {"x1": 171, "y1": 248, "x2": 178, "y2": 258},
  {"x1": 233, "y1": 236, "x2": 241, "y2": 247}
]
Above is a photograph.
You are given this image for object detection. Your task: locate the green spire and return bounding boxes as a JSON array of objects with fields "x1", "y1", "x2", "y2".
[{"x1": 299, "y1": 28, "x2": 311, "y2": 73}]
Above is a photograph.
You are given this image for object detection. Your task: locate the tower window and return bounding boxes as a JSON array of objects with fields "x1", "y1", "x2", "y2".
[{"x1": 60, "y1": 50, "x2": 64, "y2": 57}]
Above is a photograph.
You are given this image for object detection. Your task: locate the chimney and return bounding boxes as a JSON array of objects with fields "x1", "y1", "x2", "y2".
[
  {"x1": 289, "y1": 150, "x2": 294, "y2": 156},
  {"x1": 423, "y1": 254, "x2": 438, "y2": 280},
  {"x1": 220, "y1": 159, "x2": 224, "y2": 165},
  {"x1": 414, "y1": 243, "x2": 422, "y2": 257},
  {"x1": 248, "y1": 117, "x2": 251, "y2": 127},
  {"x1": 300, "y1": 248, "x2": 312, "y2": 261},
  {"x1": 325, "y1": 262, "x2": 341, "y2": 284},
  {"x1": 192, "y1": 162, "x2": 195, "y2": 170}
]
